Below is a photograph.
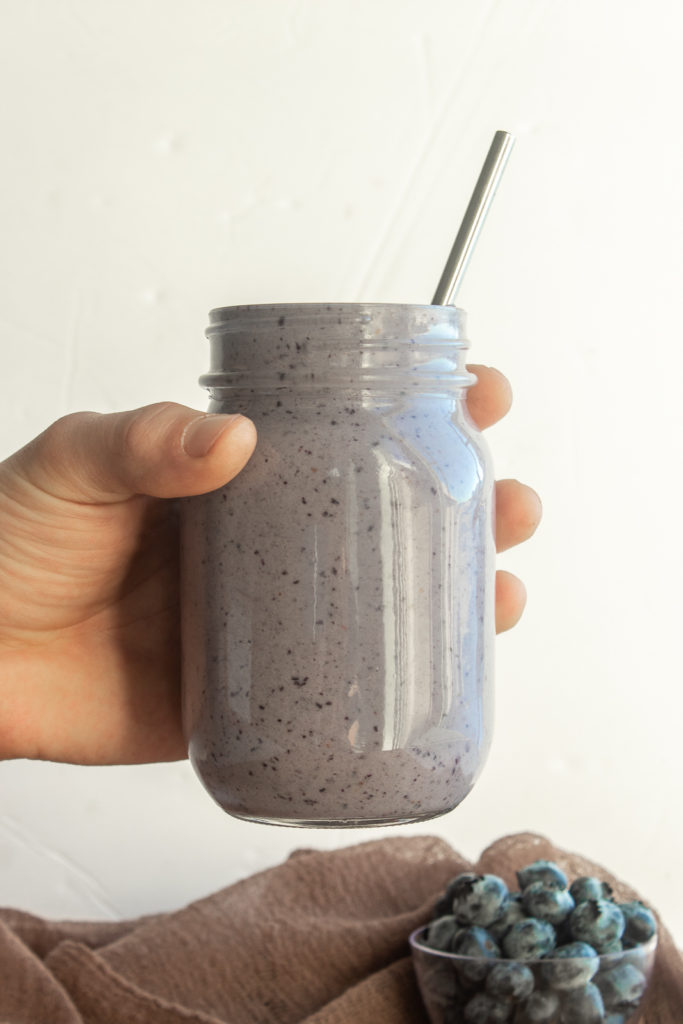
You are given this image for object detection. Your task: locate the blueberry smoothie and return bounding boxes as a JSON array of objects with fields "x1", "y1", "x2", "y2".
[{"x1": 180, "y1": 303, "x2": 495, "y2": 826}]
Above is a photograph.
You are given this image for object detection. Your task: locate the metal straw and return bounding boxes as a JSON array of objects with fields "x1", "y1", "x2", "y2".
[{"x1": 432, "y1": 130, "x2": 515, "y2": 305}]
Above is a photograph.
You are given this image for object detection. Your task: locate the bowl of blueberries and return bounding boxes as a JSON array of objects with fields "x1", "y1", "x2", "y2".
[{"x1": 410, "y1": 859, "x2": 657, "y2": 1023}]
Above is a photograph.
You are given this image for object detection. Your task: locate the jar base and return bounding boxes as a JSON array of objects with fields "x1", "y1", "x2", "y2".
[{"x1": 222, "y1": 804, "x2": 457, "y2": 829}]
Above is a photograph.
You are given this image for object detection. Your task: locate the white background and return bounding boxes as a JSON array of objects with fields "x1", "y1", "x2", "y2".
[{"x1": 0, "y1": 0, "x2": 681, "y2": 945}]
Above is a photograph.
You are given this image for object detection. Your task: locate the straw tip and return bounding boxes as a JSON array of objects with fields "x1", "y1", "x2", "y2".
[{"x1": 495, "y1": 129, "x2": 515, "y2": 145}]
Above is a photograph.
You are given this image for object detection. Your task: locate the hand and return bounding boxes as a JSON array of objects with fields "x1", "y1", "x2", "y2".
[
  {"x1": 0, "y1": 370, "x2": 540, "y2": 766},
  {"x1": 466, "y1": 364, "x2": 542, "y2": 634}
]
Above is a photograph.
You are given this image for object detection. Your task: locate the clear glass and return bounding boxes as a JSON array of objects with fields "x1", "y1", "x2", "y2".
[
  {"x1": 410, "y1": 926, "x2": 658, "y2": 1024},
  {"x1": 180, "y1": 303, "x2": 495, "y2": 827}
]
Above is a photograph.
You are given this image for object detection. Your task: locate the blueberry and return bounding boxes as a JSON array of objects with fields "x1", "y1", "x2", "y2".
[
  {"x1": 599, "y1": 939, "x2": 623, "y2": 955},
  {"x1": 426, "y1": 914, "x2": 459, "y2": 952},
  {"x1": 502, "y1": 918, "x2": 556, "y2": 960},
  {"x1": 569, "y1": 877, "x2": 613, "y2": 904},
  {"x1": 522, "y1": 881, "x2": 575, "y2": 926},
  {"x1": 618, "y1": 900, "x2": 657, "y2": 946},
  {"x1": 449, "y1": 873, "x2": 510, "y2": 927},
  {"x1": 512, "y1": 990, "x2": 560, "y2": 1023},
  {"x1": 569, "y1": 899, "x2": 625, "y2": 952},
  {"x1": 516, "y1": 860, "x2": 568, "y2": 891},
  {"x1": 435, "y1": 876, "x2": 467, "y2": 919},
  {"x1": 539, "y1": 942, "x2": 599, "y2": 990},
  {"x1": 603, "y1": 1014, "x2": 627, "y2": 1024},
  {"x1": 435, "y1": 873, "x2": 482, "y2": 919},
  {"x1": 463, "y1": 992, "x2": 512, "y2": 1023},
  {"x1": 485, "y1": 961, "x2": 535, "y2": 1002},
  {"x1": 560, "y1": 982, "x2": 605, "y2": 1023},
  {"x1": 618, "y1": 942, "x2": 654, "y2": 974},
  {"x1": 452, "y1": 926, "x2": 501, "y2": 983},
  {"x1": 594, "y1": 961, "x2": 647, "y2": 1009},
  {"x1": 419, "y1": 955, "x2": 466, "y2": 1008},
  {"x1": 489, "y1": 895, "x2": 527, "y2": 942}
]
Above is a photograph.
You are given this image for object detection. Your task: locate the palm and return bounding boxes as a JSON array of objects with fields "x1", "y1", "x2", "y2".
[{"x1": 0, "y1": 479, "x2": 185, "y2": 763}]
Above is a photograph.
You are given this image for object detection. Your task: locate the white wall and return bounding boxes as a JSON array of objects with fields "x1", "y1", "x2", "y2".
[{"x1": 1, "y1": 0, "x2": 681, "y2": 945}]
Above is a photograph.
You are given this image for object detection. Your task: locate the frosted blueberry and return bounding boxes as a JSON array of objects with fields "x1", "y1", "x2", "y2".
[
  {"x1": 539, "y1": 941, "x2": 599, "y2": 990},
  {"x1": 485, "y1": 961, "x2": 535, "y2": 1002},
  {"x1": 435, "y1": 876, "x2": 468, "y2": 919},
  {"x1": 619, "y1": 900, "x2": 657, "y2": 946},
  {"x1": 488, "y1": 895, "x2": 527, "y2": 942},
  {"x1": 449, "y1": 873, "x2": 510, "y2": 928},
  {"x1": 569, "y1": 876, "x2": 613, "y2": 904},
  {"x1": 463, "y1": 991, "x2": 512, "y2": 1023},
  {"x1": 569, "y1": 900, "x2": 625, "y2": 952},
  {"x1": 594, "y1": 961, "x2": 647, "y2": 1009},
  {"x1": 452, "y1": 926, "x2": 501, "y2": 983},
  {"x1": 512, "y1": 989, "x2": 560, "y2": 1023},
  {"x1": 560, "y1": 982, "x2": 605, "y2": 1023},
  {"x1": 426, "y1": 915, "x2": 459, "y2": 952},
  {"x1": 619, "y1": 943, "x2": 652, "y2": 973},
  {"x1": 419, "y1": 956, "x2": 465, "y2": 1008},
  {"x1": 516, "y1": 860, "x2": 568, "y2": 891},
  {"x1": 599, "y1": 939, "x2": 623, "y2": 955},
  {"x1": 502, "y1": 918, "x2": 556, "y2": 960},
  {"x1": 522, "y1": 881, "x2": 574, "y2": 926}
]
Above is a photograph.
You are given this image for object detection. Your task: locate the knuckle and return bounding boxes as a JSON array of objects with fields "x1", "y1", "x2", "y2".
[
  {"x1": 118, "y1": 402, "x2": 185, "y2": 460},
  {"x1": 6, "y1": 411, "x2": 100, "y2": 499},
  {"x1": 43, "y1": 410, "x2": 96, "y2": 448},
  {"x1": 34, "y1": 411, "x2": 99, "y2": 470}
]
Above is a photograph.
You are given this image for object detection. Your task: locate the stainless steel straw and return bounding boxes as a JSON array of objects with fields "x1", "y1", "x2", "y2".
[{"x1": 432, "y1": 130, "x2": 515, "y2": 305}]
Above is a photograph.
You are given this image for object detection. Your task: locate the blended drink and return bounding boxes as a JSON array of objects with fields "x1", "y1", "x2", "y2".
[{"x1": 180, "y1": 303, "x2": 495, "y2": 826}]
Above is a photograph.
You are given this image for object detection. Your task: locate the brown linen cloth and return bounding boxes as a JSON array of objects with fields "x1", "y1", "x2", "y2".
[{"x1": 0, "y1": 831, "x2": 680, "y2": 1023}]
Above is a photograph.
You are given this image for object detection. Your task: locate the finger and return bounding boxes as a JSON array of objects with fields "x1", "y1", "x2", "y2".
[
  {"x1": 495, "y1": 479, "x2": 543, "y2": 552},
  {"x1": 466, "y1": 365, "x2": 513, "y2": 430},
  {"x1": 8, "y1": 402, "x2": 258, "y2": 503},
  {"x1": 495, "y1": 570, "x2": 527, "y2": 633}
]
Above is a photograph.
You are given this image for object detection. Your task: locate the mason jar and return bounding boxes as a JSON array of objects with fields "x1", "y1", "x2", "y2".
[{"x1": 180, "y1": 303, "x2": 495, "y2": 827}]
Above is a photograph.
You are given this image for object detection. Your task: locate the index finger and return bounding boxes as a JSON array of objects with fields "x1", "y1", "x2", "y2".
[{"x1": 466, "y1": 365, "x2": 513, "y2": 430}]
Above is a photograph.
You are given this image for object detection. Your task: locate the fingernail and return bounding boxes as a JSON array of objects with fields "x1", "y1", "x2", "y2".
[{"x1": 182, "y1": 414, "x2": 243, "y2": 458}]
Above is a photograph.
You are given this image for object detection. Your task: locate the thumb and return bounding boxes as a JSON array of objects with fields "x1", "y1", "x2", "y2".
[{"x1": 6, "y1": 402, "x2": 258, "y2": 503}]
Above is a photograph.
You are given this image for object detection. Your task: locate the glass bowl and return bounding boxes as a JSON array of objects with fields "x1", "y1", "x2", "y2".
[{"x1": 409, "y1": 925, "x2": 657, "y2": 1023}]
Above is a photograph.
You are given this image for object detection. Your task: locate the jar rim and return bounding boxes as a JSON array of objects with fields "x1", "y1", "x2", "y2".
[
  {"x1": 206, "y1": 302, "x2": 466, "y2": 337},
  {"x1": 202, "y1": 302, "x2": 472, "y2": 389},
  {"x1": 208, "y1": 301, "x2": 465, "y2": 320}
]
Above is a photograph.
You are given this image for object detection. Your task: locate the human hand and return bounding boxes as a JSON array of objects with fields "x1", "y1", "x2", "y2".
[
  {"x1": 466, "y1": 364, "x2": 542, "y2": 635},
  {"x1": 0, "y1": 369, "x2": 540, "y2": 765}
]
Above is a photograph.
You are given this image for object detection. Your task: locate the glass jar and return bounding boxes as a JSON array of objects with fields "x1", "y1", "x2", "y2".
[{"x1": 180, "y1": 303, "x2": 495, "y2": 827}]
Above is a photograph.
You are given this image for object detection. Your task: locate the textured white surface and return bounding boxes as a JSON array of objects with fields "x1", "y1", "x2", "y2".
[{"x1": 0, "y1": 0, "x2": 681, "y2": 946}]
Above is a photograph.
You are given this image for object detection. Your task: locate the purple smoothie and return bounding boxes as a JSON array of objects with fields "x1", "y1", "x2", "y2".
[{"x1": 180, "y1": 303, "x2": 494, "y2": 826}]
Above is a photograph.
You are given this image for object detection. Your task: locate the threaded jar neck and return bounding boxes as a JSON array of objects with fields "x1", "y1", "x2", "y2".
[{"x1": 201, "y1": 303, "x2": 474, "y2": 393}]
